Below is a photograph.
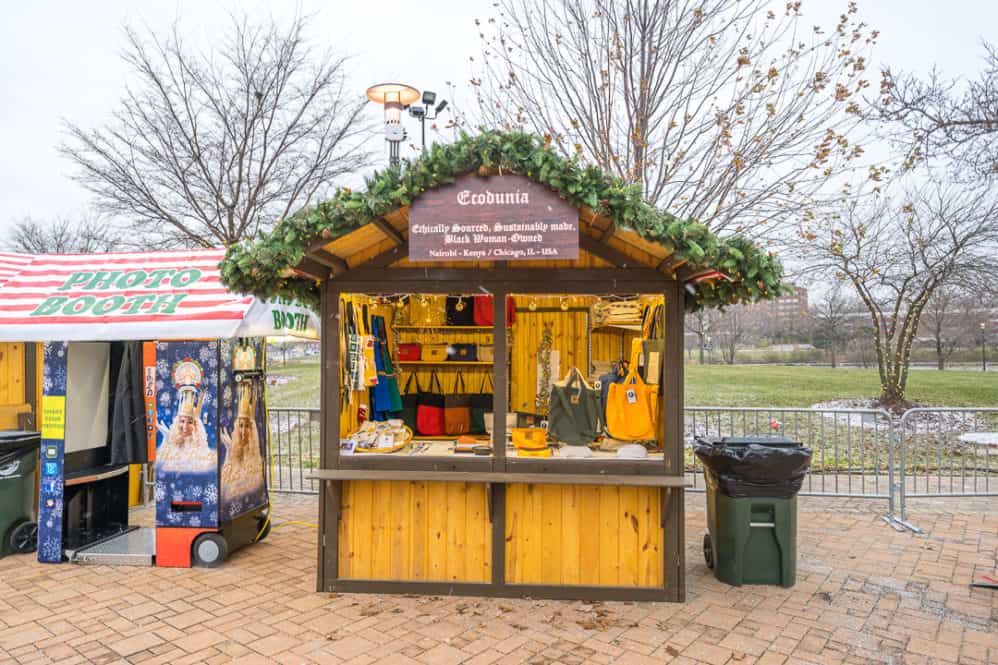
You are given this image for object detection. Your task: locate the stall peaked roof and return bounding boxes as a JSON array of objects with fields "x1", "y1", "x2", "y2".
[
  {"x1": 221, "y1": 131, "x2": 785, "y2": 310},
  {"x1": 0, "y1": 248, "x2": 318, "y2": 342}
]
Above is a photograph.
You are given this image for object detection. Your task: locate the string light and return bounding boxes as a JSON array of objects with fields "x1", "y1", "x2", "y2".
[
  {"x1": 528, "y1": 298, "x2": 538, "y2": 311},
  {"x1": 560, "y1": 297, "x2": 570, "y2": 311}
]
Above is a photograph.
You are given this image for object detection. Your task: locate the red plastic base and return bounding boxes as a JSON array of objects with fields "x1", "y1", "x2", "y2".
[{"x1": 155, "y1": 527, "x2": 214, "y2": 568}]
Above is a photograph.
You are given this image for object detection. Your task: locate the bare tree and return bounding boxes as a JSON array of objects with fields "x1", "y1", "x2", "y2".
[
  {"x1": 922, "y1": 286, "x2": 976, "y2": 370},
  {"x1": 809, "y1": 284, "x2": 852, "y2": 368},
  {"x1": 61, "y1": 13, "x2": 373, "y2": 248},
  {"x1": 471, "y1": 0, "x2": 878, "y2": 236},
  {"x1": 875, "y1": 42, "x2": 998, "y2": 177},
  {"x1": 5, "y1": 214, "x2": 118, "y2": 254},
  {"x1": 685, "y1": 309, "x2": 710, "y2": 365},
  {"x1": 797, "y1": 180, "x2": 998, "y2": 406},
  {"x1": 710, "y1": 307, "x2": 747, "y2": 365}
]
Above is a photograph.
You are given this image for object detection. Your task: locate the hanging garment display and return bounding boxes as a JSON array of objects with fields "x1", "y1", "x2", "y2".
[
  {"x1": 369, "y1": 315, "x2": 403, "y2": 420},
  {"x1": 446, "y1": 296, "x2": 476, "y2": 326},
  {"x1": 444, "y1": 373, "x2": 472, "y2": 435},
  {"x1": 416, "y1": 371, "x2": 446, "y2": 436},
  {"x1": 547, "y1": 367, "x2": 601, "y2": 445},
  {"x1": 469, "y1": 373, "x2": 494, "y2": 435},
  {"x1": 605, "y1": 367, "x2": 659, "y2": 441},
  {"x1": 598, "y1": 360, "x2": 629, "y2": 433},
  {"x1": 361, "y1": 305, "x2": 378, "y2": 388},
  {"x1": 472, "y1": 295, "x2": 517, "y2": 327},
  {"x1": 409, "y1": 295, "x2": 447, "y2": 326},
  {"x1": 347, "y1": 302, "x2": 365, "y2": 392},
  {"x1": 400, "y1": 373, "x2": 420, "y2": 433}
]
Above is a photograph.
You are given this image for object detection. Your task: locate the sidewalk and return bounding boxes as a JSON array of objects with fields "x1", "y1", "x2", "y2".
[{"x1": 0, "y1": 493, "x2": 994, "y2": 665}]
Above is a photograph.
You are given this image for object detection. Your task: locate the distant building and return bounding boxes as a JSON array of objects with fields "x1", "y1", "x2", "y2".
[{"x1": 745, "y1": 283, "x2": 810, "y2": 335}]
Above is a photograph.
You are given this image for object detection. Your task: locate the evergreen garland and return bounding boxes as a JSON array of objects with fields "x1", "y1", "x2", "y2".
[{"x1": 219, "y1": 130, "x2": 786, "y2": 311}]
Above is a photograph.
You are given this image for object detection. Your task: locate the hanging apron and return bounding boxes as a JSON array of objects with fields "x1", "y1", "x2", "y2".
[{"x1": 369, "y1": 315, "x2": 403, "y2": 420}]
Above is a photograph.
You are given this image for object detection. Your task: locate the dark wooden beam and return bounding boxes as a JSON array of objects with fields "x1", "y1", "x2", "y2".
[
  {"x1": 336, "y1": 266, "x2": 668, "y2": 290},
  {"x1": 361, "y1": 241, "x2": 408, "y2": 269},
  {"x1": 600, "y1": 221, "x2": 616, "y2": 244},
  {"x1": 371, "y1": 217, "x2": 405, "y2": 245},
  {"x1": 578, "y1": 234, "x2": 643, "y2": 270},
  {"x1": 293, "y1": 257, "x2": 330, "y2": 281},
  {"x1": 310, "y1": 248, "x2": 349, "y2": 275}
]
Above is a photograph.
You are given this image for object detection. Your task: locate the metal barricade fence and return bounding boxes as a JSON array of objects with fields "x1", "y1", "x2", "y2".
[
  {"x1": 267, "y1": 407, "x2": 322, "y2": 494},
  {"x1": 898, "y1": 408, "x2": 998, "y2": 521},
  {"x1": 684, "y1": 407, "x2": 896, "y2": 511},
  {"x1": 264, "y1": 405, "x2": 995, "y2": 530}
]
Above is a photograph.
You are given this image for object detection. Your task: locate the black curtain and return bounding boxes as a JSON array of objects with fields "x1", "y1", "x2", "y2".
[{"x1": 109, "y1": 341, "x2": 148, "y2": 464}]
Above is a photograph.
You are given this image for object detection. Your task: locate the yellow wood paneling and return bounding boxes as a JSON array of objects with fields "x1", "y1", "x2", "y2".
[
  {"x1": 505, "y1": 484, "x2": 662, "y2": 587},
  {"x1": 338, "y1": 480, "x2": 491, "y2": 582},
  {"x1": 0, "y1": 342, "x2": 30, "y2": 429}
]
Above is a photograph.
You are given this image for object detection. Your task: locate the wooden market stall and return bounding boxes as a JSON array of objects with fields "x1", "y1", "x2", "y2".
[{"x1": 221, "y1": 131, "x2": 784, "y2": 601}]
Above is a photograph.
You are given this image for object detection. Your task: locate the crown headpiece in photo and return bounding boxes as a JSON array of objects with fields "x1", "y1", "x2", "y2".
[
  {"x1": 177, "y1": 387, "x2": 206, "y2": 420},
  {"x1": 236, "y1": 382, "x2": 257, "y2": 420}
]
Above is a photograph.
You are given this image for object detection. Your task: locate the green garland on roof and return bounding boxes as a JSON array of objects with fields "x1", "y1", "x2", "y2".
[{"x1": 220, "y1": 130, "x2": 785, "y2": 311}]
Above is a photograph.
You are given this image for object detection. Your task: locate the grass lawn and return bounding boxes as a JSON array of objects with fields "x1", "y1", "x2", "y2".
[
  {"x1": 266, "y1": 356, "x2": 998, "y2": 409},
  {"x1": 686, "y1": 364, "x2": 998, "y2": 407}
]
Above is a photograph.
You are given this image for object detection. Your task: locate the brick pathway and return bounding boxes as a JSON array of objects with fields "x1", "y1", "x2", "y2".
[{"x1": 0, "y1": 493, "x2": 994, "y2": 664}]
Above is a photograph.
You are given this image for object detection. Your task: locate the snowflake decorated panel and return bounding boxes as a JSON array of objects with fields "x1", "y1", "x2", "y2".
[{"x1": 154, "y1": 340, "x2": 220, "y2": 529}]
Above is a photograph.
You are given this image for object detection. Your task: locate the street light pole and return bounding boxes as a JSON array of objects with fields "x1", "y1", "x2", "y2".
[{"x1": 981, "y1": 322, "x2": 988, "y2": 372}]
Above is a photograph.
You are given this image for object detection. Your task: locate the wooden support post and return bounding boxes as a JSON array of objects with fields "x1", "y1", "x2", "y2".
[
  {"x1": 491, "y1": 288, "x2": 508, "y2": 587},
  {"x1": 318, "y1": 282, "x2": 343, "y2": 591},
  {"x1": 661, "y1": 281, "x2": 686, "y2": 601}
]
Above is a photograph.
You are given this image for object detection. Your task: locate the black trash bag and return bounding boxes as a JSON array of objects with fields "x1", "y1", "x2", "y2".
[
  {"x1": 694, "y1": 436, "x2": 812, "y2": 499},
  {"x1": 0, "y1": 431, "x2": 40, "y2": 469}
]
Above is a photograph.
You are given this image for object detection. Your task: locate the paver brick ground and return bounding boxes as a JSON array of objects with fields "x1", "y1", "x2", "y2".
[{"x1": 0, "y1": 493, "x2": 994, "y2": 664}]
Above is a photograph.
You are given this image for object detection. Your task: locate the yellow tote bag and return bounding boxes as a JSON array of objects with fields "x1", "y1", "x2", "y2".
[{"x1": 605, "y1": 367, "x2": 659, "y2": 441}]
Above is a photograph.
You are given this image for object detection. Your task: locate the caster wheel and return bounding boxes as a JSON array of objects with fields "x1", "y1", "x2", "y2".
[
  {"x1": 255, "y1": 517, "x2": 271, "y2": 543},
  {"x1": 703, "y1": 533, "x2": 714, "y2": 570},
  {"x1": 10, "y1": 522, "x2": 38, "y2": 554},
  {"x1": 192, "y1": 533, "x2": 228, "y2": 568}
]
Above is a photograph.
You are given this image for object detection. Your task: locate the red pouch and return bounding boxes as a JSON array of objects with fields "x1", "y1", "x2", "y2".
[{"x1": 398, "y1": 343, "x2": 421, "y2": 361}]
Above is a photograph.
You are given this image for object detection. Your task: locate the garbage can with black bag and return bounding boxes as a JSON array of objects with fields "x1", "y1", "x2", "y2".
[
  {"x1": 0, "y1": 430, "x2": 41, "y2": 556},
  {"x1": 694, "y1": 436, "x2": 812, "y2": 588}
]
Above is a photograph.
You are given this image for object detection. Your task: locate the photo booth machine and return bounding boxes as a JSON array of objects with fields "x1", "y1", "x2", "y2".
[{"x1": 0, "y1": 249, "x2": 319, "y2": 567}]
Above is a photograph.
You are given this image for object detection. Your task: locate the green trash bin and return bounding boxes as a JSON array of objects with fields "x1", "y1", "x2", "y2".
[
  {"x1": 0, "y1": 431, "x2": 40, "y2": 557},
  {"x1": 696, "y1": 436, "x2": 811, "y2": 588}
]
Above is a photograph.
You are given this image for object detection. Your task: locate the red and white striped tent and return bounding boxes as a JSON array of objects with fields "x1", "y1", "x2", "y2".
[{"x1": 0, "y1": 249, "x2": 319, "y2": 342}]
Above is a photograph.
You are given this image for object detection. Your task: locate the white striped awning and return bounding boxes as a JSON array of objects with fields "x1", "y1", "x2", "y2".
[{"x1": 0, "y1": 249, "x2": 318, "y2": 342}]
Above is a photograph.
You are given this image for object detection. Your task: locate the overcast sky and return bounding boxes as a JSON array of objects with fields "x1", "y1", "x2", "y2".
[{"x1": 0, "y1": 0, "x2": 994, "y2": 231}]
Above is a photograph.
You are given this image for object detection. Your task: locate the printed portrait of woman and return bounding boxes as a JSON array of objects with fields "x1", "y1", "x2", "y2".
[
  {"x1": 220, "y1": 382, "x2": 266, "y2": 511},
  {"x1": 156, "y1": 388, "x2": 217, "y2": 473}
]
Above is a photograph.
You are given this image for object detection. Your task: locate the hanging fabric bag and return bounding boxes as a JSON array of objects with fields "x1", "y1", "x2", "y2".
[
  {"x1": 605, "y1": 366, "x2": 659, "y2": 441},
  {"x1": 547, "y1": 367, "x2": 602, "y2": 445},
  {"x1": 472, "y1": 295, "x2": 517, "y2": 327},
  {"x1": 598, "y1": 360, "x2": 629, "y2": 432},
  {"x1": 400, "y1": 373, "x2": 421, "y2": 433},
  {"x1": 416, "y1": 371, "x2": 446, "y2": 436},
  {"x1": 446, "y1": 295, "x2": 476, "y2": 326},
  {"x1": 444, "y1": 373, "x2": 472, "y2": 435},
  {"x1": 409, "y1": 295, "x2": 447, "y2": 326},
  {"x1": 639, "y1": 303, "x2": 665, "y2": 384},
  {"x1": 469, "y1": 373, "x2": 494, "y2": 435}
]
